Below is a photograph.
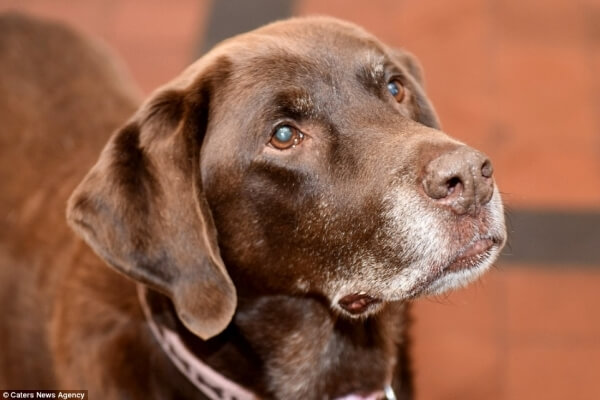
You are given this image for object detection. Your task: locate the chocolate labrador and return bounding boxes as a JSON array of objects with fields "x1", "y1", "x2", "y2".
[{"x1": 0, "y1": 12, "x2": 506, "y2": 400}]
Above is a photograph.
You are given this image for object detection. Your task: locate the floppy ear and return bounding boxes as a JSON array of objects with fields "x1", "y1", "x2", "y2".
[
  {"x1": 67, "y1": 64, "x2": 235, "y2": 340},
  {"x1": 390, "y1": 47, "x2": 425, "y2": 86},
  {"x1": 388, "y1": 46, "x2": 441, "y2": 130}
]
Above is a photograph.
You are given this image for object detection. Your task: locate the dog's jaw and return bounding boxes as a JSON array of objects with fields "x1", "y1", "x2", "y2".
[
  {"x1": 422, "y1": 191, "x2": 506, "y2": 295},
  {"x1": 384, "y1": 182, "x2": 506, "y2": 298},
  {"x1": 327, "y1": 183, "x2": 505, "y2": 319}
]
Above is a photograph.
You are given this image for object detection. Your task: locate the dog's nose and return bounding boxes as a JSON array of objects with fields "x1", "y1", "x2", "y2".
[{"x1": 422, "y1": 146, "x2": 494, "y2": 215}]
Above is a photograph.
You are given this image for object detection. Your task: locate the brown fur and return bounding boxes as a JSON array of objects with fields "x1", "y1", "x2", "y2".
[{"x1": 0, "y1": 12, "x2": 505, "y2": 400}]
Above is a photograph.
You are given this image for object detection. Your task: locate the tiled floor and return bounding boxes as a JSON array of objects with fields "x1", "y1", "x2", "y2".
[
  {"x1": 412, "y1": 268, "x2": 600, "y2": 399},
  {"x1": 1, "y1": 0, "x2": 598, "y2": 398}
]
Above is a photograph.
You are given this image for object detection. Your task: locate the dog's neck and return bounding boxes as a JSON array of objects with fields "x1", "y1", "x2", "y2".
[{"x1": 138, "y1": 286, "x2": 408, "y2": 399}]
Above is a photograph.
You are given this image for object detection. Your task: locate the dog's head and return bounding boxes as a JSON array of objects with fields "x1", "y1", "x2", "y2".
[{"x1": 67, "y1": 17, "x2": 506, "y2": 339}]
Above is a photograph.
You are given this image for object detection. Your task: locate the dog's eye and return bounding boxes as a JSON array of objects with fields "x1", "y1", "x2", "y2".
[
  {"x1": 270, "y1": 125, "x2": 304, "y2": 150},
  {"x1": 387, "y1": 79, "x2": 405, "y2": 102}
]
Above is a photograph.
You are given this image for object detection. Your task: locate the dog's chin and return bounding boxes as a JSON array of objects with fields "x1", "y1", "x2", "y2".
[
  {"x1": 331, "y1": 235, "x2": 504, "y2": 319},
  {"x1": 415, "y1": 236, "x2": 504, "y2": 297},
  {"x1": 328, "y1": 199, "x2": 506, "y2": 319}
]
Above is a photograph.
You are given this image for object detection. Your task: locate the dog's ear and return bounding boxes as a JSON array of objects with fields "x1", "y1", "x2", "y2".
[
  {"x1": 388, "y1": 47, "x2": 441, "y2": 129},
  {"x1": 67, "y1": 59, "x2": 235, "y2": 340},
  {"x1": 390, "y1": 47, "x2": 425, "y2": 86}
]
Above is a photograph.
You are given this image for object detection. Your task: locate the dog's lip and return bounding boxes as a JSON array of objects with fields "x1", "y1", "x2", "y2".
[
  {"x1": 445, "y1": 237, "x2": 499, "y2": 272},
  {"x1": 338, "y1": 292, "x2": 382, "y2": 314}
]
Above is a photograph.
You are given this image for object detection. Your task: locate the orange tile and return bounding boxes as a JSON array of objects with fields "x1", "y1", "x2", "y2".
[
  {"x1": 492, "y1": 39, "x2": 600, "y2": 209},
  {"x1": 413, "y1": 265, "x2": 600, "y2": 399},
  {"x1": 295, "y1": 0, "x2": 407, "y2": 42},
  {"x1": 495, "y1": 0, "x2": 588, "y2": 45},
  {"x1": 506, "y1": 345, "x2": 600, "y2": 400},
  {"x1": 504, "y1": 267, "x2": 600, "y2": 339},
  {"x1": 0, "y1": 0, "x2": 212, "y2": 94},
  {"x1": 0, "y1": 0, "x2": 114, "y2": 37},
  {"x1": 412, "y1": 269, "x2": 506, "y2": 400},
  {"x1": 108, "y1": 40, "x2": 193, "y2": 94},
  {"x1": 108, "y1": 0, "x2": 205, "y2": 41},
  {"x1": 103, "y1": 0, "x2": 210, "y2": 93},
  {"x1": 388, "y1": 0, "x2": 496, "y2": 153},
  {"x1": 296, "y1": 0, "x2": 490, "y2": 50}
]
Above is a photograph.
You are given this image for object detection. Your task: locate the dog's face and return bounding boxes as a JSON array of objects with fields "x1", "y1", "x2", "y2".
[
  {"x1": 201, "y1": 19, "x2": 506, "y2": 313},
  {"x1": 68, "y1": 17, "x2": 506, "y2": 338}
]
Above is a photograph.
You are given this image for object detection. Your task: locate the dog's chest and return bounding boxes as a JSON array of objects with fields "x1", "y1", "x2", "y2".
[{"x1": 234, "y1": 297, "x2": 407, "y2": 399}]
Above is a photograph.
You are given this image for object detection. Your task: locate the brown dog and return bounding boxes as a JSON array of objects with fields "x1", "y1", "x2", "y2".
[{"x1": 0, "y1": 12, "x2": 506, "y2": 400}]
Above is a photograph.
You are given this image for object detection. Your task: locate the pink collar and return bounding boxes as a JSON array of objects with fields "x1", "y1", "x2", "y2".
[{"x1": 138, "y1": 286, "x2": 397, "y2": 400}]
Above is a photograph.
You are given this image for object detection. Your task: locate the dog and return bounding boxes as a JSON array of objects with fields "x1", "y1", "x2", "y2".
[{"x1": 0, "y1": 12, "x2": 506, "y2": 400}]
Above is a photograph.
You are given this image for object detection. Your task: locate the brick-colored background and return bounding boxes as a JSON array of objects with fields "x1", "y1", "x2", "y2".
[{"x1": 1, "y1": 1, "x2": 598, "y2": 399}]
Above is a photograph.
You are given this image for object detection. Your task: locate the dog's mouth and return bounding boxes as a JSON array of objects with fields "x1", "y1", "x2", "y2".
[
  {"x1": 416, "y1": 234, "x2": 504, "y2": 296},
  {"x1": 335, "y1": 235, "x2": 504, "y2": 316},
  {"x1": 444, "y1": 237, "x2": 498, "y2": 273},
  {"x1": 332, "y1": 202, "x2": 506, "y2": 317}
]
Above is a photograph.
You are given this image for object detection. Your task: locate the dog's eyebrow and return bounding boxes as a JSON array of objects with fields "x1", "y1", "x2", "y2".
[
  {"x1": 356, "y1": 53, "x2": 386, "y2": 97},
  {"x1": 272, "y1": 88, "x2": 316, "y2": 120}
]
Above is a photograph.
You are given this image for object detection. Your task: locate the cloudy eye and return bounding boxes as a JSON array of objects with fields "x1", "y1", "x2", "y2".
[
  {"x1": 387, "y1": 79, "x2": 405, "y2": 103},
  {"x1": 270, "y1": 125, "x2": 304, "y2": 150}
]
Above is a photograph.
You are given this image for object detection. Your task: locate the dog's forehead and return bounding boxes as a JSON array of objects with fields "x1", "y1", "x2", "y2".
[
  {"x1": 174, "y1": 18, "x2": 405, "y2": 97},
  {"x1": 218, "y1": 18, "x2": 391, "y2": 83},
  {"x1": 258, "y1": 23, "x2": 385, "y2": 70},
  {"x1": 196, "y1": 17, "x2": 435, "y2": 157}
]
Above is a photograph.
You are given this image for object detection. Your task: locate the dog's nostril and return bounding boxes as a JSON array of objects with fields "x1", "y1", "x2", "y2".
[
  {"x1": 423, "y1": 173, "x2": 464, "y2": 200},
  {"x1": 481, "y1": 159, "x2": 493, "y2": 179},
  {"x1": 446, "y1": 176, "x2": 462, "y2": 195}
]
